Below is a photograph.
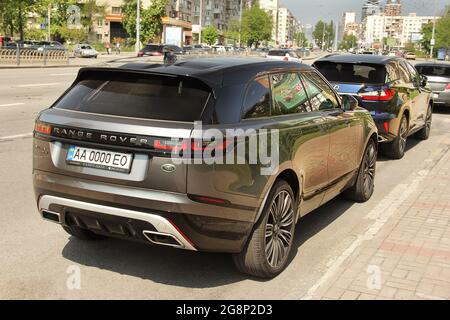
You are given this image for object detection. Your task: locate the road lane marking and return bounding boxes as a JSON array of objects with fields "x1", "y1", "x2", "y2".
[
  {"x1": 0, "y1": 132, "x2": 33, "y2": 141},
  {"x1": 50, "y1": 73, "x2": 77, "y2": 76},
  {"x1": 0, "y1": 103, "x2": 25, "y2": 108},
  {"x1": 16, "y1": 83, "x2": 60, "y2": 88}
]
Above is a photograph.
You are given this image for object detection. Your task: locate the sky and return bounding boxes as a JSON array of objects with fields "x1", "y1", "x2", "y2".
[{"x1": 281, "y1": 0, "x2": 449, "y2": 26}]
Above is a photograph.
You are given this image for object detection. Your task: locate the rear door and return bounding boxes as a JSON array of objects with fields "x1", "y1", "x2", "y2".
[
  {"x1": 398, "y1": 60, "x2": 422, "y2": 130},
  {"x1": 404, "y1": 61, "x2": 431, "y2": 127}
]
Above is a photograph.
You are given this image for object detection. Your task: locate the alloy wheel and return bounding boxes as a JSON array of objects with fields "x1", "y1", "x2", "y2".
[
  {"x1": 398, "y1": 117, "x2": 408, "y2": 154},
  {"x1": 363, "y1": 143, "x2": 377, "y2": 198},
  {"x1": 265, "y1": 190, "x2": 294, "y2": 268}
]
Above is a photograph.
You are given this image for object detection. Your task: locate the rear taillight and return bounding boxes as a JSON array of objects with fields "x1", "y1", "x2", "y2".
[
  {"x1": 383, "y1": 121, "x2": 389, "y2": 133},
  {"x1": 445, "y1": 83, "x2": 450, "y2": 91},
  {"x1": 152, "y1": 51, "x2": 163, "y2": 56},
  {"x1": 360, "y1": 88, "x2": 395, "y2": 101},
  {"x1": 153, "y1": 138, "x2": 233, "y2": 153},
  {"x1": 153, "y1": 139, "x2": 187, "y2": 152},
  {"x1": 137, "y1": 51, "x2": 144, "y2": 57},
  {"x1": 34, "y1": 121, "x2": 52, "y2": 135},
  {"x1": 283, "y1": 56, "x2": 289, "y2": 61}
]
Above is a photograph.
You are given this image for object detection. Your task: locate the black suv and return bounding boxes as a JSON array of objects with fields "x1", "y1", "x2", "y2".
[{"x1": 314, "y1": 54, "x2": 433, "y2": 159}]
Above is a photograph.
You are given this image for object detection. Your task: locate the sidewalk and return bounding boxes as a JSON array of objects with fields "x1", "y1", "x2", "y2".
[{"x1": 304, "y1": 139, "x2": 450, "y2": 300}]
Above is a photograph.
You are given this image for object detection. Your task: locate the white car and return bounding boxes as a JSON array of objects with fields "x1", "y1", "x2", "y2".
[
  {"x1": 74, "y1": 44, "x2": 98, "y2": 58},
  {"x1": 266, "y1": 50, "x2": 303, "y2": 63}
]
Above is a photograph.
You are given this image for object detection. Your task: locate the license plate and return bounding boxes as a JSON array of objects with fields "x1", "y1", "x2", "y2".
[{"x1": 66, "y1": 146, "x2": 133, "y2": 173}]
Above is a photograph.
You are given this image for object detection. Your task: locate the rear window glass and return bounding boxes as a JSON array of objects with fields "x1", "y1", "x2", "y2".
[
  {"x1": 268, "y1": 50, "x2": 287, "y2": 56},
  {"x1": 315, "y1": 62, "x2": 386, "y2": 84},
  {"x1": 416, "y1": 65, "x2": 450, "y2": 77},
  {"x1": 143, "y1": 45, "x2": 162, "y2": 51},
  {"x1": 54, "y1": 72, "x2": 212, "y2": 122}
]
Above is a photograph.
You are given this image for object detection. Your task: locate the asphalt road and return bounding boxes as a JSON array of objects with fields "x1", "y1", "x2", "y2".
[{"x1": 1, "y1": 59, "x2": 450, "y2": 299}]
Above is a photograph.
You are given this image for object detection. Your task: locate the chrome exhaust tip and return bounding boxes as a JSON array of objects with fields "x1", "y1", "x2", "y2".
[
  {"x1": 40, "y1": 210, "x2": 61, "y2": 224},
  {"x1": 142, "y1": 230, "x2": 185, "y2": 249}
]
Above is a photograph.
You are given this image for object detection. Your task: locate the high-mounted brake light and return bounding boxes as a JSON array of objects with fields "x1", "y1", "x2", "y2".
[
  {"x1": 34, "y1": 121, "x2": 52, "y2": 135},
  {"x1": 360, "y1": 88, "x2": 395, "y2": 101}
]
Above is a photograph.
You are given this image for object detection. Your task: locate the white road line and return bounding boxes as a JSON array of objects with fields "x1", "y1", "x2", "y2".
[
  {"x1": 50, "y1": 73, "x2": 77, "y2": 76},
  {"x1": 16, "y1": 83, "x2": 60, "y2": 88},
  {"x1": 0, "y1": 102, "x2": 25, "y2": 108},
  {"x1": 0, "y1": 132, "x2": 33, "y2": 141}
]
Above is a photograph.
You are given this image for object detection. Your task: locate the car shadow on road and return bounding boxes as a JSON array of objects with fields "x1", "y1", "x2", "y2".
[{"x1": 61, "y1": 196, "x2": 355, "y2": 287}]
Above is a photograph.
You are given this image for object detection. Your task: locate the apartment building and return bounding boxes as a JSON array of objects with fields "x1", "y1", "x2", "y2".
[
  {"x1": 364, "y1": 13, "x2": 435, "y2": 48},
  {"x1": 338, "y1": 11, "x2": 357, "y2": 41},
  {"x1": 385, "y1": 0, "x2": 402, "y2": 17},
  {"x1": 259, "y1": 0, "x2": 279, "y2": 44},
  {"x1": 361, "y1": 0, "x2": 381, "y2": 23},
  {"x1": 277, "y1": 6, "x2": 295, "y2": 46}
]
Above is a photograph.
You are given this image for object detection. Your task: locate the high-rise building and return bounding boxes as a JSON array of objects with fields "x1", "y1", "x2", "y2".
[
  {"x1": 361, "y1": 0, "x2": 381, "y2": 22},
  {"x1": 277, "y1": 6, "x2": 297, "y2": 46},
  {"x1": 258, "y1": 0, "x2": 279, "y2": 43},
  {"x1": 338, "y1": 11, "x2": 357, "y2": 41},
  {"x1": 385, "y1": 0, "x2": 401, "y2": 16}
]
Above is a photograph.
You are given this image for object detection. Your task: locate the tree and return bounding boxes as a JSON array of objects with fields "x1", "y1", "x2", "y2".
[
  {"x1": 421, "y1": 6, "x2": 450, "y2": 55},
  {"x1": 339, "y1": 34, "x2": 358, "y2": 50},
  {"x1": 294, "y1": 32, "x2": 308, "y2": 48},
  {"x1": 202, "y1": 26, "x2": 218, "y2": 45},
  {"x1": 0, "y1": 0, "x2": 39, "y2": 40},
  {"x1": 122, "y1": 0, "x2": 168, "y2": 44},
  {"x1": 313, "y1": 20, "x2": 335, "y2": 50},
  {"x1": 240, "y1": 5, "x2": 272, "y2": 47},
  {"x1": 224, "y1": 20, "x2": 241, "y2": 45}
]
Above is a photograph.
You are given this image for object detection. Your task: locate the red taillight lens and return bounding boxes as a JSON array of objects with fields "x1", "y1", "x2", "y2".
[
  {"x1": 360, "y1": 89, "x2": 395, "y2": 101},
  {"x1": 191, "y1": 139, "x2": 233, "y2": 152},
  {"x1": 188, "y1": 194, "x2": 228, "y2": 205},
  {"x1": 283, "y1": 56, "x2": 289, "y2": 61},
  {"x1": 445, "y1": 83, "x2": 450, "y2": 91},
  {"x1": 153, "y1": 139, "x2": 187, "y2": 152},
  {"x1": 383, "y1": 121, "x2": 389, "y2": 133},
  {"x1": 34, "y1": 121, "x2": 52, "y2": 135}
]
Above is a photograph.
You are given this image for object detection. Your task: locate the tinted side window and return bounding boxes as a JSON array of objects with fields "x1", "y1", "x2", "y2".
[
  {"x1": 398, "y1": 61, "x2": 413, "y2": 84},
  {"x1": 271, "y1": 73, "x2": 310, "y2": 115},
  {"x1": 300, "y1": 71, "x2": 340, "y2": 112},
  {"x1": 242, "y1": 76, "x2": 271, "y2": 119},
  {"x1": 404, "y1": 61, "x2": 421, "y2": 86},
  {"x1": 386, "y1": 62, "x2": 399, "y2": 82}
]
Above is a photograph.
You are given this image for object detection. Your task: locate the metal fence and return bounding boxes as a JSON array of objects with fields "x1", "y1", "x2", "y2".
[{"x1": 0, "y1": 47, "x2": 69, "y2": 66}]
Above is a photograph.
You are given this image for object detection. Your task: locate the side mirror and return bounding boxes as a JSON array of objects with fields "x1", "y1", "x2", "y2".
[
  {"x1": 420, "y1": 75, "x2": 428, "y2": 87},
  {"x1": 342, "y1": 94, "x2": 358, "y2": 111}
]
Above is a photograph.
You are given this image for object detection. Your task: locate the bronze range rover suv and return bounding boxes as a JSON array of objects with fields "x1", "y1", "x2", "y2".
[{"x1": 33, "y1": 58, "x2": 378, "y2": 278}]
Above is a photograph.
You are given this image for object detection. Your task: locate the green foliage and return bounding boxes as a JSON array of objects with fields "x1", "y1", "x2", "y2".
[
  {"x1": 339, "y1": 34, "x2": 358, "y2": 50},
  {"x1": 294, "y1": 32, "x2": 308, "y2": 48},
  {"x1": 0, "y1": 0, "x2": 39, "y2": 40},
  {"x1": 202, "y1": 26, "x2": 218, "y2": 45},
  {"x1": 240, "y1": 5, "x2": 272, "y2": 47},
  {"x1": 80, "y1": 0, "x2": 105, "y2": 33},
  {"x1": 224, "y1": 20, "x2": 241, "y2": 45},
  {"x1": 53, "y1": 25, "x2": 87, "y2": 43},
  {"x1": 122, "y1": 0, "x2": 168, "y2": 44},
  {"x1": 313, "y1": 20, "x2": 335, "y2": 49},
  {"x1": 421, "y1": 6, "x2": 450, "y2": 55},
  {"x1": 24, "y1": 27, "x2": 46, "y2": 40}
]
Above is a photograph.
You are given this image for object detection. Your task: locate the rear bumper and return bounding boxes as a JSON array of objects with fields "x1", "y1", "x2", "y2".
[
  {"x1": 432, "y1": 91, "x2": 450, "y2": 106},
  {"x1": 33, "y1": 170, "x2": 254, "y2": 253}
]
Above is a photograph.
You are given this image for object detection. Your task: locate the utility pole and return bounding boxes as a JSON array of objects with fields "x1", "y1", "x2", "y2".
[
  {"x1": 198, "y1": 0, "x2": 203, "y2": 45},
  {"x1": 334, "y1": 22, "x2": 338, "y2": 52},
  {"x1": 136, "y1": 0, "x2": 140, "y2": 53},
  {"x1": 430, "y1": 0, "x2": 438, "y2": 59},
  {"x1": 238, "y1": 0, "x2": 243, "y2": 47},
  {"x1": 47, "y1": 4, "x2": 51, "y2": 41},
  {"x1": 321, "y1": 24, "x2": 326, "y2": 50}
]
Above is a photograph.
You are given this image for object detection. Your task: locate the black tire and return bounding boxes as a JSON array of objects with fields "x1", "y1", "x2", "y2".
[
  {"x1": 383, "y1": 114, "x2": 408, "y2": 159},
  {"x1": 233, "y1": 180, "x2": 297, "y2": 278},
  {"x1": 62, "y1": 225, "x2": 101, "y2": 241},
  {"x1": 344, "y1": 139, "x2": 377, "y2": 202},
  {"x1": 415, "y1": 104, "x2": 432, "y2": 140}
]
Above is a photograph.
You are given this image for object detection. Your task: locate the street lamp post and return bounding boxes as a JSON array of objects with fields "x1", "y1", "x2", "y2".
[
  {"x1": 136, "y1": 0, "x2": 141, "y2": 53},
  {"x1": 430, "y1": 0, "x2": 438, "y2": 58},
  {"x1": 198, "y1": 0, "x2": 203, "y2": 45}
]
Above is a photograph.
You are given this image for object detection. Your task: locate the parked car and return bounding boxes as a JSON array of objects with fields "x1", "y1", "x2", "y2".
[
  {"x1": 416, "y1": 62, "x2": 450, "y2": 107},
  {"x1": 36, "y1": 41, "x2": 66, "y2": 51},
  {"x1": 74, "y1": 44, "x2": 98, "y2": 58},
  {"x1": 33, "y1": 58, "x2": 378, "y2": 278},
  {"x1": 314, "y1": 54, "x2": 433, "y2": 159},
  {"x1": 137, "y1": 44, "x2": 184, "y2": 57},
  {"x1": 404, "y1": 52, "x2": 416, "y2": 60},
  {"x1": 266, "y1": 50, "x2": 303, "y2": 63},
  {"x1": 212, "y1": 45, "x2": 227, "y2": 53},
  {"x1": 0, "y1": 35, "x2": 12, "y2": 48}
]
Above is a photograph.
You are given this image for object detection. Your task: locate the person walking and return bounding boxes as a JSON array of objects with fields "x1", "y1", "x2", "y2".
[
  {"x1": 115, "y1": 42, "x2": 121, "y2": 55},
  {"x1": 105, "y1": 42, "x2": 111, "y2": 55}
]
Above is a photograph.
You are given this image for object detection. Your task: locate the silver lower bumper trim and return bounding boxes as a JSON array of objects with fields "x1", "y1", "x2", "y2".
[{"x1": 38, "y1": 195, "x2": 196, "y2": 251}]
